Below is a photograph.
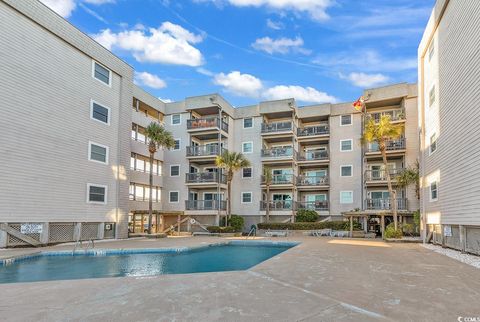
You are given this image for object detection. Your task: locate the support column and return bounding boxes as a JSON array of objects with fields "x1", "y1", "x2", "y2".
[
  {"x1": 363, "y1": 216, "x2": 368, "y2": 233},
  {"x1": 40, "y1": 222, "x2": 50, "y2": 244},
  {"x1": 0, "y1": 223, "x2": 7, "y2": 248},
  {"x1": 98, "y1": 223, "x2": 105, "y2": 240},
  {"x1": 215, "y1": 214, "x2": 220, "y2": 226},
  {"x1": 381, "y1": 215, "x2": 385, "y2": 239},
  {"x1": 74, "y1": 223, "x2": 82, "y2": 241},
  {"x1": 177, "y1": 215, "x2": 181, "y2": 234},
  {"x1": 459, "y1": 225, "x2": 466, "y2": 253},
  {"x1": 349, "y1": 216, "x2": 353, "y2": 238},
  {"x1": 441, "y1": 224, "x2": 445, "y2": 248},
  {"x1": 160, "y1": 215, "x2": 165, "y2": 232}
]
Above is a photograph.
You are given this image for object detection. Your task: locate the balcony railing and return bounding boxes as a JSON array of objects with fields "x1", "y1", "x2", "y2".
[
  {"x1": 261, "y1": 147, "x2": 295, "y2": 158},
  {"x1": 297, "y1": 124, "x2": 329, "y2": 137},
  {"x1": 297, "y1": 175, "x2": 329, "y2": 186},
  {"x1": 186, "y1": 145, "x2": 226, "y2": 157},
  {"x1": 261, "y1": 121, "x2": 293, "y2": 134},
  {"x1": 187, "y1": 117, "x2": 228, "y2": 132},
  {"x1": 262, "y1": 174, "x2": 295, "y2": 185},
  {"x1": 296, "y1": 201, "x2": 329, "y2": 211},
  {"x1": 364, "y1": 198, "x2": 407, "y2": 210},
  {"x1": 366, "y1": 138, "x2": 406, "y2": 153},
  {"x1": 298, "y1": 150, "x2": 328, "y2": 161},
  {"x1": 260, "y1": 200, "x2": 293, "y2": 211},
  {"x1": 185, "y1": 172, "x2": 227, "y2": 184},
  {"x1": 364, "y1": 169, "x2": 404, "y2": 181},
  {"x1": 185, "y1": 200, "x2": 227, "y2": 210},
  {"x1": 367, "y1": 109, "x2": 405, "y2": 123}
]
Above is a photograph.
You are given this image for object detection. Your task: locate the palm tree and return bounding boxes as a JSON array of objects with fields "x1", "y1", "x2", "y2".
[
  {"x1": 396, "y1": 160, "x2": 420, "y2": 200},
  {"x1": 362, "y1": 115, "x2": 404, "y2": 230},
  {"x1": 145, "y1": 122, "x2": 175, "y2": 234},
  {"x1": 263, "y1": 166, "x2": 273, "y2": 222},
  {"x1": 215, "y1": 151, "x2": 251, "y2": 225}
]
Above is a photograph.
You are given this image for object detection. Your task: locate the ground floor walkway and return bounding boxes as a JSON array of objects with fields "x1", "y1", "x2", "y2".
[{"x1": 0, "y1": 237, "x2": 479, "y2": 321}]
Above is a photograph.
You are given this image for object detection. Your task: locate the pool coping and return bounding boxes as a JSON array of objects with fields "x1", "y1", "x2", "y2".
[{"x1": 0, "y1": 240, "x2": 299, "y2": 266}]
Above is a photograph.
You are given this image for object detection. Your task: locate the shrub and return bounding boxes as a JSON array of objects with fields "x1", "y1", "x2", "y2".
[
  {"x1": 342, "y1": 221, "x2": 362, "y2": 231},
  {"x1": 385, "y1": 223, "x2": 403, "y2": 239},
  {"x1": 257, "y1": 221, "x2": 350, "y2": 231},
  {"x1": 229, "y1": 215, "x2": 244, "y2": 231},
  {"x1": 206, "y1": 226, "x2": 236, "y2": 233},
  {"x1": 295, "y1": 209, "x2": 319, "y2": 222},
  {"x1": 402, "y1": 223, "x2": 415, "y2": 236}
]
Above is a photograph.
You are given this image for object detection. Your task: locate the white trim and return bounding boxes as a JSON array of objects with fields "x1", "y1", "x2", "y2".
[
  {"x1": 91, "y1": 60, "x2": 112, "y2": 87},
  {"x1": 340, "y1": 165, "x2": 353, "y2": 177},
  {"x1": 242, "y1": 141, "x2": 253, "y2": 154},
  {"x1": 340, "y1": 139, "x2": 353, "y2": 152},
  {"x1": 430, "y1": 181, "x2": 438, "y2": 202},
  {"x1": 171, "y1": 114, "x2": 181, "y2": 126},
  {"x1": 429, "y1": 133, "x2": 437, "y2": 155},
  {"x1": 243, "y1": 117, "x2": 254, "y2": 129},
  {"x1": 304, "y1": 193, "x2": 327, "y2": 202},
  {"x1": 340, "y1": 191, "x2": 353, "y2": 204},
  {"x1": 169, "y1": 191, "x2": 180, "y2": 203},
  {"x1": 90, "y1": 99, "x2": 111, "y2": 125},
  {"x1": 88, "y1": 141, "x2": 109, "y2": 165},
  {"x1": 189, "y1": 165, "x2": 199, "y2": 173},
  {"x1": 173, "y1": 138, "x2": 181, "y2": 151},
  {"x1": 87, "y1": 183, "x2": 107, "y2": 205},
  {"x1": 241, "y1": 192, "x2": 253, "y2": 204},
  {"x1": 339, "y1": 114, "x2": 352, "y2": 126},
  {"x1": 242, "y1": 167, "x2": 253, "y2": 178},
  {"x1": 170, "y1": 164, "x2": 180, "y2": 177}
]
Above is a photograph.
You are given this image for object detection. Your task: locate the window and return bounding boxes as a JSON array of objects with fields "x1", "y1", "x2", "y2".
[
  {"x1": 87, "y1": 184, "x2": 107, "y2": 204},
  {"x1": 171, "y1": 114, "x2": 181, "y2": 125},
  {"x1": 429, "y1": 86, "x2": 435, "y2": 107},
  {"x1": 242, "y1": 192, "x2": 252, "y2": 203},
  {"x1": 340, "y1": 139, "x2": 353, "y2": 152},
  {"x1": 340, "y1": 165, "x2": 352, "y2": 177},
  {"x1": 340, "y1": 191, "x2": 353, "y2": 204},
  {"x1": 169, "y1": 191, "x2": 179, "y2": 203},
  {"x1": 243, "y1": 118, "x2": 253, "y2": 128},
  {"x1": 430, "y1": 133, "x2": 437, "y2": 154},
  {"x1": 170, "y1": 165, "x2": 180, "y2": 177},
  {"x1": 242, "y1": 142, "x2": 253, "y2": 154},
  {"x1": 173, "y1": 139, "x2": 180, "y2": 150},
  {"x1": 130, "y1": 153, "x2": 161, "y2": 175},
  {"x1": 88, "y1": 142, "x2": 108, "y2": 164},
  {"x1": 428, "y1": 40, "x2": 435, "y2": 61},
  {"x1": 340, "y1": 115, "x2": 352, "y2": 126},
  {"x1": 129, "y1": 183, "x2": 161, "y2": 202},
  {"x1": 90, "y1": 101, "x2": 110, "y2": 125},
  {"x1": 92, "y1": 61, "x2": 111, "y2": 86},
  {"x1": 430, "y1": 181, "x2": 438, "y2": 201},
  {"x1": 242, "y1": 167, "x2": 252, "y2": 178}
]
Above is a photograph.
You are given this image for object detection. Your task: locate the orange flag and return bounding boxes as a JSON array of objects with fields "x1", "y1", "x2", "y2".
[{"x1": 353, "y1": 96, "x2": 364, "y2": 112}]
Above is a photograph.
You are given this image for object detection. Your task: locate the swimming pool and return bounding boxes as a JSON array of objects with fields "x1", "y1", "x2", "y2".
[{"x1": 0, "y1": 241, "x2": 297, "y2": 284}]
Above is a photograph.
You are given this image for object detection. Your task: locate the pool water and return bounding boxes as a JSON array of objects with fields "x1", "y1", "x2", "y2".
[{"x1": 0, "y1": 242, "x2": 295, "y2": 284}]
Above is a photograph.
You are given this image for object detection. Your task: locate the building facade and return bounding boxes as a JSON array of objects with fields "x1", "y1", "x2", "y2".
[
  {"x1": 418, "y1": 0, "x2": 480, "y2": 255},
  {"x1": 0, "y1": 0, "x2": 419, "y2": 247}
]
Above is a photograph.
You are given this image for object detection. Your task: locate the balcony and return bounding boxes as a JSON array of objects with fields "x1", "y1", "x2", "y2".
[
  {"x1": 297, "y1": 175, "x2": 329, "y2": 186},
  {"x1": 296, "y1": 201, "x2": 329, "y2": 211},
  {"x1": 260, "y1": 200, "x2": 293, "y2": 211},
  {"x1": 186, "y1": 145, "x2": 226, "y2": 157},
  {"x1": 366, "y1": 138, "x2": 406, "y2": 153},
  {"x1": 261, "y1": 121, "x2": 293, "y2": 134},
  {"x1": 364, "y1": 169, "x2": 404, "y2": 182},
  {"x1": 298, "y1": 150, "x2": 328, "y2": 161},
  {"x1": 297, "y1": 124, "x2": 329, "y2": 137},
  {"x1": 261, "y1": 147, "x2": 295, "y2": 159},
  {"x1": 366, "y1": 109, "x2": 405, "y2": 123},
  {"x1": 185, "y1": 172, "x2": 227, "y2": 184},
  {"x1": 364, "y1": 198, "x2": 408, "y2": 210},
  {"x1": 262, "y1": 174, "x2": 295, "y2": 185},
  {"x1": 187, "y1": 117, "x2": 228, "y2": 133},
  {"x1": 185, "y1": 200, "x2": 226, "y2": 210}
]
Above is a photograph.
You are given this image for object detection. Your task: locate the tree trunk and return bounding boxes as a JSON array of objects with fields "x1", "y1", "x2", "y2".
[
  {"x1": 226, "y1": 177, "x2": 232, "y2": 226},
  {"x1": 380, "y1": 141, "x2": 398, "y2": 231},
  {"x1": 266, "y1": 184, "x2": 270, "y2": 222},
  {"x1": 147, "y1": 151, "x2": 154, "y2": 234}
]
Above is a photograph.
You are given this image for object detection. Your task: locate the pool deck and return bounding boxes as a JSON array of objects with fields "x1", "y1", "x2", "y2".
[{"x1": 1, "y1": 236, "x2": 479, "y2": 321}]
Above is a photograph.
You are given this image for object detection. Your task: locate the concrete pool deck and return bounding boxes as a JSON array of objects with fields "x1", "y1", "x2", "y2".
[{"x1": 1, "y1": 237, "x2": 479, "y2": 321}]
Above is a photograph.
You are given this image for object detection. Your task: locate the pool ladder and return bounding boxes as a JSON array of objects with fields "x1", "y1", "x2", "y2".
[
  {"x1": 246, "y1": 227, "x2": 256, "y2": 239},
  {"x1": 73, "y1": 239, "x2": 95, "y2": 253}
]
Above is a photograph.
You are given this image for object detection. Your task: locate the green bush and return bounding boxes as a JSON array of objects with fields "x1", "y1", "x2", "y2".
[
  {"x1": 385, "y1": 223, "x2": 403, "y2": 239},
  {"x1": 257, "y1": 221, "x2": 350, "y2": 231},
  {"x1": 342, "y1": 221, "x2": 362, "y2": 231},
  {"x1": 402, "y1": 223, "x2": 415, "y2": 236},
  {"x1": 295, "y1": 209, "x2": 319, "y2": 222},
  {"x1": 229, "y1": 215, "x2": 244, "y2": 231},
  {"x1": 206, "y1": 226, "x2": 236, "y2": 233}
]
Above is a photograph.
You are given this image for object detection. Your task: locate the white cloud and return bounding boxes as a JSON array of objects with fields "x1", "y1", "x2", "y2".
[
  {"x1": 197, "y1": 0, "x2": 333, "y2": 21},
  {"x1": 213, "y1": 71, "x2": 263, "y2": 98},
  {"x1": 134, "y1": 72, "x2": 167, "y2": 89},
  {"x1": 92, "y1": 22, "x2": 205, "y2": 66},
  {"x1": 263, "y1": 85, "x2": 336, "y2": 104},
  {"x1": 212, "y1": 70, "x2": 336, "y2": 104},
  {"x1": 196, "y1": 67, "x2": 215, "y2": 76},
  {"x1": 84, "y1": 0, "x2": 115, "y2": 4},
  {"x1": 159, "y1": 98, "x2": 173, "y2": 103},
  {"x1": 340, "y1": 72, "x2": 390, "y2": 88},
  {"x1": 40, "y1": 0, "x2": 76, "y2": 18},
  {"x1": 266, "y1": 18, "x2": 283, "y2": 30},
  {"x1": 252, "y1": 36, "x2": 310, "y2": 55}
]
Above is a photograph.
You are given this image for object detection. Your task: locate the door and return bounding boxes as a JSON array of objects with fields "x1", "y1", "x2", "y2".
[
  {"x1": 305, "y1": 194, "x2": 326, "y2": 210},
  {"x1": 305, "y1": 169, "x2": 327, "y2": 184},
  {"x1": 370, "y1": 191, "x2": 390, "y2": 209},
  {"x1": 273, "y1": 169, "x2": 293, "y2": 184},
  {"x1": 272, "y1": 194, "x2": 292, "y2": 209}
]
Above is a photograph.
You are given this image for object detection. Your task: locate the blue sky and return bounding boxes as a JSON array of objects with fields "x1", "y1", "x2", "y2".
[{"x1": 41, "y1": 0, "x2": 435, "y2": 106}]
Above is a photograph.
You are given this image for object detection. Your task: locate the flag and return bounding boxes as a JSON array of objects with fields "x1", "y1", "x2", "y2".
[{"x1": 353, "y1": 96, "x2": 364, "y2": 112}]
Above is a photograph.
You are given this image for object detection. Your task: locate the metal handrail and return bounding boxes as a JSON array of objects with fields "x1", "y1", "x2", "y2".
[
  {"x1": 297, "y1": 124, "x2": 329, "y2": 136},
  {"x1": 296, "y1": 201, "x2": 329, "y2": 211},
  {"x1": 187, "y1": 117, "x2": 229, "y2": 133},
  {"x1": 186, "y1": 172, "x2": 227, "y2": 184},
  {"x1": 260, "y1": 200, "x2": 293, "y2": 210},
  {"x1": 366, "y1": 138, "x2": 406, "y2": 152},
  {"x1": 366, "y1": 109, "x2": 405, "y2": 123},
  {"x1": 261, "y1": 147, "x2": 294, "y2": 158},
  {"x1": 185, "y1": 200, "x2": 227, "y2": 210},
  {"x1": 261, "y1": 121, "x2": 293, "y2": 133},
  {"x1": 364, "y1": 168, "x2": 404, "y2": 181},
  {"x1": 186, "y1": 145, "x2": 227, "y2": 157},
  {"x1": 262, "y1": 174, "x2": 295, "y2": 184},
  {"x1": 364, "y1": 198, "x2": 408, "y2": 210},
  {"x1": 297, "y1": 175, "x2": 329, "y2": 185},
  {"x1": 298, "y1": 150, "x2": 328, "y2": 161}
]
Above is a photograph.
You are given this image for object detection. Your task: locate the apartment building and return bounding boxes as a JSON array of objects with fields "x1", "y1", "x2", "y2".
[{"x1": 418, "y1": 0, "x2": 480, "y2": 255}]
